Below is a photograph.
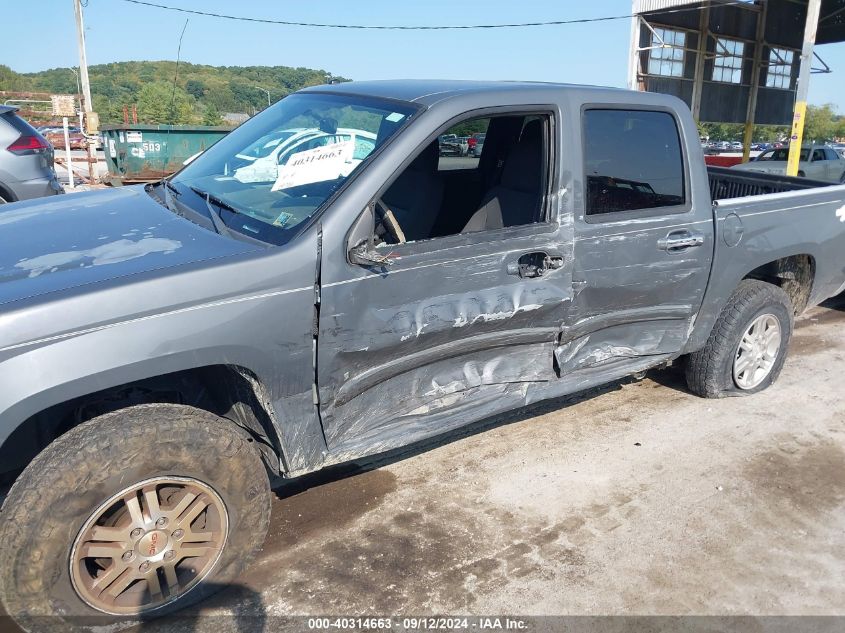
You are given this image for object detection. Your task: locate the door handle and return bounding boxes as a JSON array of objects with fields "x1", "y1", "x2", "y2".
[
  {"x1": 658, "y1": 230, "x2": 704, "y2": 252},
  {"x1": 507, "y1": 252, "x2": 564, "y2": 278}
]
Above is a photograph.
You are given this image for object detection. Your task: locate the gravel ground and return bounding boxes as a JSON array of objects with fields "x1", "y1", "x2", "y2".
[{"x1": 3, "y1": 296, "x2": 844, "y2": 633}]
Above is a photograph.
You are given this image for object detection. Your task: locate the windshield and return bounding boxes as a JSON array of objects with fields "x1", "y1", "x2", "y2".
[{"x1": 171, "y1": 92, "x2": 418, "y2": 245}]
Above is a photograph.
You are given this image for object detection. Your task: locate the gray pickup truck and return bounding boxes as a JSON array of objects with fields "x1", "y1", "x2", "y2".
[{"x1": 1, "y1": 80, "x2": 845, "y2": 628}]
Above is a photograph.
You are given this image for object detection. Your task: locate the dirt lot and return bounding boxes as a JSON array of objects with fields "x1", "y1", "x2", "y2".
[
  {"x1": 3, "y1": 298, "x2": 844, "y2": 633},
  {"x1": 139, "y1": 295, "x2": 845, "y2": 630}
]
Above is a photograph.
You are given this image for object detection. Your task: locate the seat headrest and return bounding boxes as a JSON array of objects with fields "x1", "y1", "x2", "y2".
[{"x1": 501, "y1": 120, "x2": 543, "y2": 193}]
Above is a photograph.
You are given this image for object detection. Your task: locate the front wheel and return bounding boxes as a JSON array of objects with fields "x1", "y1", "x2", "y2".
[
  {"x1": 685, "y1": 280, "x2": 793, "y2": 398},
  {"x1": 0, "y1": 404, "x2": 271, "y2": 630}
]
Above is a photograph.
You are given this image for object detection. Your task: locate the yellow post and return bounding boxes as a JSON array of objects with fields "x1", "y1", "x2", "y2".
[
  {"x1": 786, "y1": 0, "x2": 821, "y2": 177},
  {"x1": 742, "y1": 120, "x2": 754, "y2": 164},
  {"x1": 786, "y1": 102, "x2": 808, "y2": 176}
]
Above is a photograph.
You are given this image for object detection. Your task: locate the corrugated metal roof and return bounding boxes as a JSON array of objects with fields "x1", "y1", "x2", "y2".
[
  {"x1": 633, "y1": 0, "x2": 758, "y2": 15},
  {"x1": 634, "y1": 0, "x2": 699, "y2": 13}
]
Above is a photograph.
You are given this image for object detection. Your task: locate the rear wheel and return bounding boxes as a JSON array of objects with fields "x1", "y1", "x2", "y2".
[
  {"x1": 0, "y1": 404, "x2": 270, "y2": 631},
  {"x1": 685, "y1": 280, "x2": 793, "y2": 398}
]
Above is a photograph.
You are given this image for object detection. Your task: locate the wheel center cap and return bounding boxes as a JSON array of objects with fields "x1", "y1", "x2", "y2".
[{"x1": 136, "y1": 529, "x2": 170, "y2": 559}]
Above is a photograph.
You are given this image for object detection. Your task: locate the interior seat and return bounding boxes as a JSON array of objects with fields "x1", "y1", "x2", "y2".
[
  {"x1": 381, "y1": 141, "x2": 443, "y2": 242},
  {"x1": 461, "y1": 120, "x2": 544, "y2": 233}
]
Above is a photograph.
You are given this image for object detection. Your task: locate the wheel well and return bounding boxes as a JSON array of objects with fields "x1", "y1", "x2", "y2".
[
  {"x1": 0, "y1": 182, "x2": 16, "y2": 203},
  {"x1": 0, "y1": 365, "x2": 285, "y2": 485},
  {"x1": 743, "y1": 254, "x2": 815, "y2": 315}
]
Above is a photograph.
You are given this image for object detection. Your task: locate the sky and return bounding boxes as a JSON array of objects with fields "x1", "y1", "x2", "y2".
[{"x1": 1, "y1": 0, "x2": 844, "y2": 108}]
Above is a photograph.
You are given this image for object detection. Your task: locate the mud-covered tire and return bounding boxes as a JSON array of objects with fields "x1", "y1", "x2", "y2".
[
  {"x1": 0, "y1": 404, "x2": 270, "y2": 632},
  {"x1": 685, "y1": 280, "x2": 793, "y2": 398}
]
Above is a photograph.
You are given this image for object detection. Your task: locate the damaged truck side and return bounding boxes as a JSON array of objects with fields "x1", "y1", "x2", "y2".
[{"x1": 2, "y1": 80, "x2": 845, "y2": 626}]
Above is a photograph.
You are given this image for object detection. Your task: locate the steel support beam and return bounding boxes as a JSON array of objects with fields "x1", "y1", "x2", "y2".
[
  {"x1": 690, "y1": 3, "x2": 711, "y2": 122},
  {"x1": 628, "y1": 14, "x2": 643, "y2": 90},
  {"x1": 742, "y1": 0, "x2": 768, "y2": 163}
]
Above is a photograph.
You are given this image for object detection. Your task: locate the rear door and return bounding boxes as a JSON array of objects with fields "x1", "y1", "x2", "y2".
[
  {"x1": 825, "y1": 148, "x2": 845, "y2": 182},
  {"x1": 561, "y1": 106, "x2": 714, "y2": 373},
  {"x1": 808, "y1": 148, "x2": 829, "y2": 180}
]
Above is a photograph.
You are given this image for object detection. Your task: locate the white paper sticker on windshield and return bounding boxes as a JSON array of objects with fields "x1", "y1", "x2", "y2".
[
  {"x1": 385, "y1": 112, "x2": 405, "y2": 122},
  {"x1": 234, "y1": 156, "x2": 279, "y2": 184},
  {"x1": 271, "y1": 140, "x2": 355, "y2": 191}
]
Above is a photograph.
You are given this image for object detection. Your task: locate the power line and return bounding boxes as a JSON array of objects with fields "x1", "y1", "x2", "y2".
[{"x1": 118, "y1": 0, "x2": 756, "y2": 31}]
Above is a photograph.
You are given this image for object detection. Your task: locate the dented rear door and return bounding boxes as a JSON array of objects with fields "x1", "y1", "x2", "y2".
[
  {"x1": 316, "y1": 221, "x2": 573, "y2": 457},
  {"x1": 559, "y1": 105, "x2": 714, "y2": 373}
]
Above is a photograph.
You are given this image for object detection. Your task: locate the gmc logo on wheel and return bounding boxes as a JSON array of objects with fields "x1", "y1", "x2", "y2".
[{"x1": 148, "y1": 533, "x2": 159, "y2": 556}]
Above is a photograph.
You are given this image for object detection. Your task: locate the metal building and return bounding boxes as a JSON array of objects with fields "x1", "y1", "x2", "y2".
[{"x1": 628, "y1": 0, "x2": 845, "y2": 127}]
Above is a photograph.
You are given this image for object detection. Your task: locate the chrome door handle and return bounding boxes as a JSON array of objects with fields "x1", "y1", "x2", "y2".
[{"x1": 658, "y1": 231, "x2": 704, "y2": 252}]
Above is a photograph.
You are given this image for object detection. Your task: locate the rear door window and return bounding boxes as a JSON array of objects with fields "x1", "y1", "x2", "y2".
[{"x1": 583, "y1": 109, "x2": 686, "y2": 217}]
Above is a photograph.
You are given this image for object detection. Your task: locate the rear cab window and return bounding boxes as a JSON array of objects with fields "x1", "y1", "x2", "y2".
[{"x1": 582, "y1": 108, "x2": 687, "y2": 219}]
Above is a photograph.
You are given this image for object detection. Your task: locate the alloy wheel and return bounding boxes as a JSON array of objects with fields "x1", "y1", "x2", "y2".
[
  {"x1": 69, "y1": 476, "x2": 228, "y2": 615},
  {"x1": 733, "y1": 313, "x2": 782, "y2": 390}
]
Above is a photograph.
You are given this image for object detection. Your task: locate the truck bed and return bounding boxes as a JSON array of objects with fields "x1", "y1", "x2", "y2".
[{"x1": 708, "y1": 166, "x2": 834, "y2": 201}]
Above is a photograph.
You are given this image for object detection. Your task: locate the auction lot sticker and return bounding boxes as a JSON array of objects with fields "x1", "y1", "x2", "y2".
[{"x1": 272, "y1": 140, "x2": 354, "y2": 191}]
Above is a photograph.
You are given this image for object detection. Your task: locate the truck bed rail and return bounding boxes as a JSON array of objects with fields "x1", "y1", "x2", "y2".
[{"x1": 708, "y1": 166, "x2": 832, "y2": 201}]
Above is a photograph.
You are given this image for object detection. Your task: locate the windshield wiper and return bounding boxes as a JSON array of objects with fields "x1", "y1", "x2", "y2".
[
  {"x1": 161, "y1": 179, "x2": 185, "y2": 217},
  {"x1": 189, "y1": 186, "x2": 239, "y2": 238}
]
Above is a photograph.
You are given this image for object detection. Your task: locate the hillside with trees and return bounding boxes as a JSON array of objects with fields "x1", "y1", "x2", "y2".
[{"x1": 0, "y1": 61, "x2": 347, "y2": 125}]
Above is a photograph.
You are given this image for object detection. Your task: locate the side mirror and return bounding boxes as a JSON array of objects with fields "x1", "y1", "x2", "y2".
[
  {"x1": 348, "y1": 241, "x2": 393, "y2": 267},
  {"x1": 347, "y1": 204, "x2": 391, "y2": 267}
]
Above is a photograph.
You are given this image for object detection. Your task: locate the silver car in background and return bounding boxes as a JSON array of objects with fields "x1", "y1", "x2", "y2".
[
  {"x1": 731, "y1": 144, "x2": 845, "y2": 183},
  {"x1": 0, "y1": 105, "x2": 63, "y2": 203}
]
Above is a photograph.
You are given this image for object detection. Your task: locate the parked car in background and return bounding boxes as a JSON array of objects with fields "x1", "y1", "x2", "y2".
[
  {"x1": 732, "y1": 144, "x2": 845, "y2": 182},
  {"x1": 233, "y1": 126, "x2": 377, "y2": 183},
  {"x1": 44, "y1": 126, "x2": 87, "y2": 150},
  {"x1": 469, "y1": 131, "x2": 486, "y2": 156},
  {"x1": 438, "y1": 133, "x2": 463, "y2": 156},
  {"x1": 0, "y1": 106, "x2": 63, "y2": 203},
  {"x1": 456, "y1": 136, "x2": 470, "y2": 156}
]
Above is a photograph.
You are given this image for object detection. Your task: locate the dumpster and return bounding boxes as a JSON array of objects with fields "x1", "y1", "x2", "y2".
[{"x1": 100, "y1": 124, "x2": 233, "y2": 185}]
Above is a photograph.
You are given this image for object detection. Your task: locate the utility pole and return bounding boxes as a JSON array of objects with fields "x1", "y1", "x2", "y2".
[
  {"x1": 786, "y1": 0, "x2": 822, "y2": 177},
  {"x1": 72, "y1": 0, "x2": 99, "y2": 183}
]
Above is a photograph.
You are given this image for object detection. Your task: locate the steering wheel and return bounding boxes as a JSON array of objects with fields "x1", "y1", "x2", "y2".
[{"x1": 375, "y1": 198, "x2": 407, "y2": 244}]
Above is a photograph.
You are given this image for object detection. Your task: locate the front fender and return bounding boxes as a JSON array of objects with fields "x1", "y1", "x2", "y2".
[{"x1": 0, "y1": 283, "x2": 326, "y2": 474}]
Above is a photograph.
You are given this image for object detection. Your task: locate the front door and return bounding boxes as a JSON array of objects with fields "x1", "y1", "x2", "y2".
[
  {"x1": 316, "y1": 111, "x2": 573, "y2": 458},
  {"x1": 561, "y1": 107, "x2": 714, "y2": 373}
]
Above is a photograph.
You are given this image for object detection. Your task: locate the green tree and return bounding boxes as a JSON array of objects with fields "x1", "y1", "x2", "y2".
[
  {"x1": 136, "y1": 82, "x2": 194, "y2": 124},
  {"x1": 185, "y1": 79, "x2": 206, "y2": 100},
  {"x1": 202, "y1": 104, "x2": 223, "y2": 126},
  {"x1": 804, "y1": 104, "x2": 839, "y2": 142},
  {"x1": 0, "y1": 65, "x2": 30, "y2": 91}
]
